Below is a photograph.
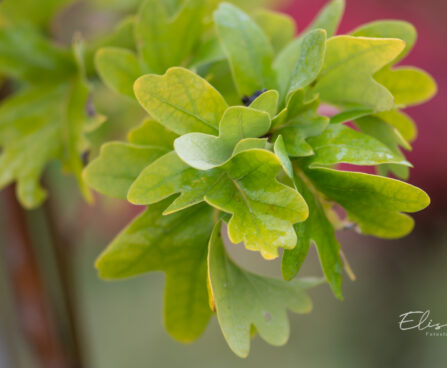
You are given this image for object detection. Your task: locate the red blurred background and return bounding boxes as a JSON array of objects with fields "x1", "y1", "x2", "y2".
[{"x1": 282, "y1": 0, "x2": 447, "y2": 215}]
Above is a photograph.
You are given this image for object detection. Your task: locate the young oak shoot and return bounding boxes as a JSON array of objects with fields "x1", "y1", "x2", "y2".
[{"x1": 80, "y1": 0, "x2": 436, "y2": 357}]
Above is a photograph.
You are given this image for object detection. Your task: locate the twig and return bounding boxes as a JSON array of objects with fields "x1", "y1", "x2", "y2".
[
  {"x1": 2, "y1": 185, "x2": 69, "y2": 368},
  {"x1": 42, "y1": 189, "x2": 86, "y2": 368}
]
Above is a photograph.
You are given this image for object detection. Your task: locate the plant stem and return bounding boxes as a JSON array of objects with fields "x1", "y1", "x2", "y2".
[
  {"x1": 42, "y1": 190, "x2": 85, "y2": 368},
  {"x1": 2, "y1": 185, "x2": 69, "y2": 368}
]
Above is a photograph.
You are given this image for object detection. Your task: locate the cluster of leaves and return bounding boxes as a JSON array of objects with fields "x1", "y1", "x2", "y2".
[
  {"x1": 83, "y1": 0, "x2": 436, "y2": 357},
  {"x1": 0, "y1": 0, "x2": 436, "y2": 358},
  {"x1": 0, "y1": 0, "x2": 284, "y2": 209},
  {"x1": 0, "y1": 0, "x2": 107, "y2": 208}
]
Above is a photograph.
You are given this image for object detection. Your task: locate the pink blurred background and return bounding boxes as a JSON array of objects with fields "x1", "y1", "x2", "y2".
[{"x1": 283, "y1": 0, "x2": 447, "y2": 215}]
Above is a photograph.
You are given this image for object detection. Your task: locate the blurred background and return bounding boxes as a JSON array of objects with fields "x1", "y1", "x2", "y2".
[{"x1": 1, "y1": 0, "x2": 446, "y2": 367}]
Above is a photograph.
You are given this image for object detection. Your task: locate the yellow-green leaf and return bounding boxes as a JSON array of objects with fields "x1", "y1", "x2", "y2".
[
  {"x1": 313, "y1": 36, "x2": 405, "y2": 111},
  {"x1": 134, "y1": 67, "x2": 228, "y2": 135},
  {"x1": 208, "y1": 221, "x2": 318, "y2": 358},
  {"x1": 96, "y1": 200, "x2": 214, "y2": 342}
]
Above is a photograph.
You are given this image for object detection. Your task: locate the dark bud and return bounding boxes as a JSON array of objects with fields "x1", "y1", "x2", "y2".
[
  {"x1": 242, "y1": 88, "x2": 267, "y2": 106},
  {"x1": 81, "y1": 150, "x2": 90, "y2": 166}
]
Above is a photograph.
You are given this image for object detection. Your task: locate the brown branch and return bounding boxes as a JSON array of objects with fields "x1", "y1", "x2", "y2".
[
  {"x1": 2, "y1": 185, "x2": 69, "y2": 368},
  {"x1": 43, "y1": 191, "x2": 86, "y2": 368}
]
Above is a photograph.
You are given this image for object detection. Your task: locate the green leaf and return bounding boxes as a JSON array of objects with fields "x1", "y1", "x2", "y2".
[
  {"x1": 307, "y1": 124, "x2": 410, "y2": 167},
  {"x1": 63, "y1": 74, "x2": 93, "y2": 202},
  {"x1": 376, "y1": 109, "x2": 417, "y2": 142},
  {"x1": 214, "y1": 2, "x2": 276, "y2": 96},
  {"x1": 189, "y1": 36, "x2": 225, "y2": 68},
  {"x1": 249, "y1": 89, "x2": 278, "y2": 118},
  {"x1": 205, "y1": 149, "x2": 308, "y2": 259},
  {"x1": 135, "y1": 0, "x2": 206, "y2": 73},
  {"x1": 174, "y1": 106, "x2": 271, "y2": 170},
  {"x1": 134, "y1": 67, "x2": 228, "y2": 135},
  {"x1": 127, "y1": 119, "x2": 178, "y2": 148},
  {"x1": 351, "y1": 20, "x2": 416, "y2": 63},
  {"x1": 312, "y1": 36, "x2": 405, "y2": 111},
  {"x1": 355, "y1": 115, "x2": 411, "y2": 179},
  {"x1": 273, "y1": 135, "x2": 293, "y2": 178},
  {"x1": 0, "y1": 24, "x2": 74, "y2": 83},
  {"x1": 374, "y1": 67, "x2": 437, "y2": 107},
  {"x1": 0, "y1": 86, "x2": 64, "y2": 208},
  {"x1": 98, "y1": 16, "x2": 137, "y2": 51},
  {"x1": 130, "y1": 148, "x2": 308, "y2": 258},
  {"x1": 232, "y1": 138, "x2": 268, "y2": 155},
  {"x1": 378, "y1": 163, "x2": 410, "y2": 181},
  {"x1": 95, "y1": 47, "x2": 142, "y2": 97},
  {"x1": 83, "y1": 142, "x2": 168, "y2": 199},
  {"x1": 96, "y1": 200, "x2": 214, "y2": 342},
  {"x1": 62, "y1": 38, "x2": 106, "y2": 203},
  {"x1": 273, "y1": 29, "x2": 326, "y2": 102},
  {"x1": 355, "y1": 115, "x2": 410, "y2": 152},
  {"x1": 272, "y1": 91, "x2": 328, "y2": 157},
  {"x1": 306, "y1": 0, "x2": 345, "y2": 37},
  {"x1": 128, "y1": 151, "x2": 219, "y2": 214},
  {"x1": 197, "y1": 59, "x2": 241, "y2": 106},
  {"x1": 208, "y1": 221, "x2": 317, "y2": 358},
  {"x1": 0, "y1": 0, "x2": 72, "y2": 28},
  {"x1": 273, "y1": 38, "x2": 303, "y2": 101},
  {"x1": 329, "y1": 106, "x2": 373, "y2": 124},
  {"x1": 282, "y1": 171, "x2": 343, "y2": 299},
  {"x1": 305, "y1": 167, "x2": 430, "y2": 238},
  {"x1": 287, "y1": 29, "x2": 326, "y2": 98},
  {"x1": 0, "y1": 36, "x2": 104, "y2": 208},
  {"x1": 254, "y1": 9, "x2": 296, "y2": 54}
]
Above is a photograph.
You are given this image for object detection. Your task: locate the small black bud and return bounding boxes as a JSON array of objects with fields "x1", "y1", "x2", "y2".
[
  {"x1": 241, "y1": 88, "x2": 267, "y2": 106},
  {"x1": 81, "y1": 150, "x2": 90, "y2": 166}
]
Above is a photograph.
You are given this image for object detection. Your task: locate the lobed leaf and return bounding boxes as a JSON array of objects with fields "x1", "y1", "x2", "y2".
[
  {"x1": 351, "y1": 20, "x2": 416, "y2": 63},
  {"x1": 374, "y1": 67, "x2": 437, "y2": 107},
  {"x1": 272, "y1": 91, "x2": 328, "y2": 157},
  {"x1": 0, "y1": 23, "x2": 75, "y2": 83},
  {"x1": 312, "y1": 36, "x2": 405, "y2": 111},
  {"x1": 355, "y1": 115, "x2": 410, "y2": 179},
  {"x1": 0, "y1": 86, "x2": 64, "y2": 207},
  {"x1": 96, "y1": 200, "x2": 214, "y2": 342},
  {"x1": 205, "y1": 149, "x2": 308, "y2": 259},
  {"x1": 249, "y1": 89, "x2": 279, "y2": 118},
  {"x1": 134, "y1": 67, "x2": 228, "y2": 135},
  {"x1": 83, "y1": 142, "x2": 168, "y2": 199},
  {"x1": 130, "y1": 149, "x2": 308, "y2": 258},
  {"x1": 329, "y1": 106, "x2": 374, "y2": 124},
  {"x1": 127, "y1": 119, "x2": 178, "y2": 148},
  {"x1": 307, "y1": 124, "x2": 410, "y2": 167},
  {"x1": 128, "y1": 151, "x2": 219, "y2": 214},
  {"x1": 232, "y1": 138, "x2": 268, "y2": 155},
  {"x1": 273, "y1": 135, "x2": 293, "y2": 178},
  {"x1": 306, "y1": 167, "x2": 430, "y2": 238},
  {"x1": 376, "y1": 109, "x2": 417, "y2": 143},
  {"x1": 208, "y1": 222, "x2": 318, "y2": 358},
  {"x1": 174, "y1": 106, "x2": 271, "y2": 170},
  {"x1": 282, "y1": 172, "x2": 343, "y2": 299}
]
